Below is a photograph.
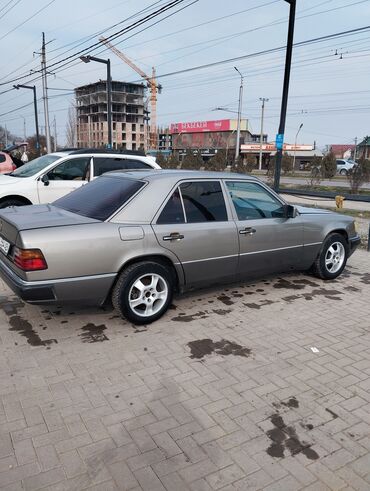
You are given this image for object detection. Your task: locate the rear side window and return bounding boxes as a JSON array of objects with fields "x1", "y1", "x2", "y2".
[
  {"x1": 0, "y1": 154, "x2": 6, "y2": 163},
  {"x1": 180, "y1": 181, "x2": 227, "y2": 223},
  {"x1": 94, "y1": 157, "x2": 150, "y2": 176},
  {"x1": 53, "y1": 176, "x2": 144, "y2": 221},
  {"x1": 157, "y1": 189, "x2": 185, "y2": 224}
]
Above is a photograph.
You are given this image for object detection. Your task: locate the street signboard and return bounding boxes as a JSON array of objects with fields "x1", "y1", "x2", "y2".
[{"x1": 275, "y1": 133, "x2": 284, "y2": 150}]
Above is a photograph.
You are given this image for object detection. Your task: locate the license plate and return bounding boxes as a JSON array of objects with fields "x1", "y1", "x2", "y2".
[{"x1": 0, "y1": 236, "x2": 10, "y2": 256}]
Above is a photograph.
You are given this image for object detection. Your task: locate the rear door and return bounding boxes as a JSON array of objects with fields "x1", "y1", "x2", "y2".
[
  {"x1": 152, "y1": 180, "x2": 239, "y2": 287},
  {"x1": 225, "y1": 180, "x2": 304, "y2": 276},
  {"x1": 37, "y1": 157, "x2": 91, "y2": 203}
]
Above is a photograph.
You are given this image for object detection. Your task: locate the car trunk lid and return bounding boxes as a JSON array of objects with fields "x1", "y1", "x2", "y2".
[{"x1": 0, "y1": 204, "x2": 99, "y2": 244}]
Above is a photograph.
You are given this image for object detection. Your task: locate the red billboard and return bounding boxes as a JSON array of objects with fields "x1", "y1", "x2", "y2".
[{"x1": 170, "y1": 119, "x2": 232, "y2": 134}]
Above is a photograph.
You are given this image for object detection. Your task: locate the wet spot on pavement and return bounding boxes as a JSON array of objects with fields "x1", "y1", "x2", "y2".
[
  {"x1": 325, "y1": 408, "x2": 338, "y2": 419},
  {"x1": 79, "y1": 323, "x2": 108, "y2": 343},
  {"x1": 266, "y1": 413, "x2": 318, "y2": 460},
  {"x1": 273, "y1": 278, "x2": 306, "y2": 290},
  {"x1": 244, "y1": 300, "x2": 274, "y2": 310},
  {"x1": 0, "y1": 297, "x2": 24, "y2": 316},
  {"x1": 9, "y1": 316, "x2": 57, "y2": 347},
  {"x1": 281, "y1": 397, "x2": 299, "y2": 408},
  {"x1": 212, "y1": 309, "x2": 232, "y2": 316},
  {"x1": 187, "y1": 338, "x2": 252, "y2": 360},
  {"x1": 359, "y1": 273, "x2": 370, "y2": 284},
  {"x1": 282, "y1": 295, "x2": 301, "y2": 303},
  {"x1": 293, "y1": 279, "x2": 320, "y2": 287},
  {"x1": 172, "y1": 311, "x2": 209, "y2": 322},
  {"x1": 217, "y1": 294, "x2": 234, "y2": 306}
]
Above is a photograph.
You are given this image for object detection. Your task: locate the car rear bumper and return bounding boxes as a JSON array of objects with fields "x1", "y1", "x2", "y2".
[
  {"x1": 0, "y1": 257, "x2": 116, "y2": 305},
  {"x1": 349, "y1": 234, "x2": 361, "y2": 256}
]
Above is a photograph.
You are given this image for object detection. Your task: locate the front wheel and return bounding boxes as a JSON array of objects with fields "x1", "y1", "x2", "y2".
[
  {"x1": 311, "y1": 233, "x2": 349, "y2": 280},
  {"x1": 112, "y1": 261, "x2": 174, "y2": 324},
  {"x1": 0, "y1": 199, "x2": 27, "y2": 209}
]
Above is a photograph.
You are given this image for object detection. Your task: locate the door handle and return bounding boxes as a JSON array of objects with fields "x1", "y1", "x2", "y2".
[
  {"x1": 239, "y1": 227, "x2": 256, "y2": 235},
  {"x1": 163, "y1": 233, "x2": 184, "y2": 241}
]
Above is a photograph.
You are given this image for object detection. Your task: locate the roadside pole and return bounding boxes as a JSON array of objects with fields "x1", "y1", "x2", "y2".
[
  {"x1": 273, "y1": 0, "x2": 297, "y2": 191},
  {"x1": 259, "y1": 98, "x2": 268, "y2": 170},
  {"x1": 41, "y1": 32, "x2": 52, "y2": 154}
]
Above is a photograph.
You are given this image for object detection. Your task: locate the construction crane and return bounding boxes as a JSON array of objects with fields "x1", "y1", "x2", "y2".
[{"x1": 99, "y1": 36, "x2": 162, "y2": 150}]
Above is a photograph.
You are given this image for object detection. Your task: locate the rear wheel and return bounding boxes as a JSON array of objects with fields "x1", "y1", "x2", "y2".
[
  {"x1": 311, "y1": 233, "x2": 348, "y2": 280},
  {"x1": 112, "y1": 261, "x2": 174, "y2": 324},
  {"x1": 339, "y1": 169, "x2": 347, "y2": 176},
  {"x1": 0, "y1": 199, "x2": 27, "y2": 209}
]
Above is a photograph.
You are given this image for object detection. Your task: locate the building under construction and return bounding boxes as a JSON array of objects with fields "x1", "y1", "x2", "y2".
[{"x1": 75, "y1": 80, "x2": 147, "y2": 150}]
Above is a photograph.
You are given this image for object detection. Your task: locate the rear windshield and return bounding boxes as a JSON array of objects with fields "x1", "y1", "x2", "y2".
[{"x1": 53, "y1": 176, "x2": 144, "y2": 220}]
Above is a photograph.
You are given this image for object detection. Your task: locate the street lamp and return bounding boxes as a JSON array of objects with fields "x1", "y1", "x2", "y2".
[
  {"x1": 80, "y1": 55, "x2": 112, "y2": 149},
  {"x1": 13, "y1": 84, "x2": 40, "y2": 155},
  {"x1": 273, "y1": 0, "x2": 297, "y2": 191},
  {"x1": 234, "y1": 66, "x2": 244, "y2": 163},
  {"x1": 259, "y1": 98, "x2": 269, "y2": 170},
  {"x1": 292, "y1": 123, "x2": 303, "y2": 171}
]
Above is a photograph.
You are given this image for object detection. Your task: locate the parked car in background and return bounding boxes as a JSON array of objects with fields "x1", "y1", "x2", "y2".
[
  {"x1": 0, "y1": 151, "x2": 16, "y2": 174},
  {"x1": 0, "y1": 170, "x2": 360, "y2": 324},
  {"x1": 336, "y1": 159, "x2": 356, "y2": 175},
  {"x1": 0, "y1": 148, "x2": 160, "y2": 208}
]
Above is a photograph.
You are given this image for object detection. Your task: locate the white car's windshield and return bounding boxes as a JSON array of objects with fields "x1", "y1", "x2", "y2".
[{"x1": 9, "y1": 154, "x2": 60, "y2": 177}]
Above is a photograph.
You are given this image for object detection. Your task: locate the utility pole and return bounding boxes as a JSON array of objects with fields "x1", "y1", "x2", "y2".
[
  {"x1": 234, "y1": 66, "x2": 244, "y2": 163},
  {"x1": 292, "y1": 123, "x2": 303, "y2": 171},
  {"x1": 41, "y1": 32, "x2": 52, "y2": 153},
  {"x1": 353, "y1": 137, "x2": 357, "y2": 161},
  {"x1": 23, "y1": 117, "x2": 26, "y2": 141},
  {"x1": 273, "y1": 0, "x2": 296, "y2": 191},
  {"x1": 259, "y1": 98, "x2": 268, "y2": 170},
  {"x1": 53, "y1": 116, "x2": 57, "y2": 151},
  {"x1": 4, "y1": 124, "x2": 8, "y2": 147},
  {"x1": 13, "y1": 84, "x2": 40, "y2": 154}
]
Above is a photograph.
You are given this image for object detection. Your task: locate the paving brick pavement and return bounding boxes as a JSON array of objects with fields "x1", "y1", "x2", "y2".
[{"x1": 0, "y1": 250, "x2": 369, "y2": 490}]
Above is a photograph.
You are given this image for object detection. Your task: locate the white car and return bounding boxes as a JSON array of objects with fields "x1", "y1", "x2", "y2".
[
  {"x1": 336, "y1": 159, "x2": 356, "y2": 176},
  {"x1": 0, "y1": 149, "x2": 160, "y2": 208}
]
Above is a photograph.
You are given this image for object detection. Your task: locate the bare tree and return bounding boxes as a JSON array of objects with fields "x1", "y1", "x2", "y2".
[{"x1": 65, "y1": 105, "x2": 77, "y2": 147}]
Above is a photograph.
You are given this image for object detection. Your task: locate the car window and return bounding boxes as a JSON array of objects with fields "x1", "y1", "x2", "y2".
[
  {"x1": 0, "y1": 154, "x2": 6, "y2": 164},
  {"x1": 180, "y1": 181, "x2": 227, "y2": 223},
  {"x1": 47, "y1": 158, "x2": 90, "y2": 181},
  {"x1": 94, "y1": 157, "x2": 150, "y2": 176},
  {"x1": 157, "y1": 188, "x2": 185, "y2": 224},
  {"x1": 226, "y1": 181, "x2": 285, "y2": 220},
  {"x1": 53, "y1": 176, "x2": 144, "y2": 221},
  {"x1": 9, "y1": 154, "x2": 60, "y2": 177}
]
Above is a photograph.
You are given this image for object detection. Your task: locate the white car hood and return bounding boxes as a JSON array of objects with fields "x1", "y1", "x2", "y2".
[{"x1": 0, "y1": 174, "x2": 27, "y2": 185}]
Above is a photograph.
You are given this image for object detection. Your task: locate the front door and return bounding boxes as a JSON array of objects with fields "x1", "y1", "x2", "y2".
[
  {"x1": 37, "y1": 157, "x2": 91, "y2": 203},
  {"x1": 152, "y1": 180, "x2": 239, "y2": 287},
  {"x1": 225, "y1": 180, "x2": 304, "y2": 277}
]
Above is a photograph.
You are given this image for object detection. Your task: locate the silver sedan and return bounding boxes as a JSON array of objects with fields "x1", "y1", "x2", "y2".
[{"x1": 0, "y1": 170, "x2": 361, "y2": 324}]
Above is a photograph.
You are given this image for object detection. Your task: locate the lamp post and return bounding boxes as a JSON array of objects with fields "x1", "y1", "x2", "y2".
[
  {"x1": 80, "y1": 55, "x2": 112, "y2": 149},
  {"x1": 13, "y1": 84, "x2": 40, "y2": 154},
  {"x1": 273, "y1": 0, "x2": 297, "y2": 191},
  {"x1": 259, "y1": 98, "x2": 269, "y2": 170},
  {"x1": 292, "y1": 123, "x2": 303, "y2": 171},
  {"x1": 234, "y1": 67, "x2": 244, "y2": 163}
]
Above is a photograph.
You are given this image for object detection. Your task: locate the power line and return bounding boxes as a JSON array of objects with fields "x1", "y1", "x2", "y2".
[
  {"x1": 0, "y1": 0, "x2": 21, "y2": 20},
  {"x1": 0, "y1": 0, "x2": 56, "y2": 41}
]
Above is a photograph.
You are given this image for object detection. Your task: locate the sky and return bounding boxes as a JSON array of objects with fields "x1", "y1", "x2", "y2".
[{"x1": 1, "y1": 0, "x2": 370, "y2": 149}]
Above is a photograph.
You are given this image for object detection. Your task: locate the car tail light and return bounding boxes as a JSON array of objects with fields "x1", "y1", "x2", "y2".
[{"x1": 13, "y1": 247, "x2": 47, "y2": 271}]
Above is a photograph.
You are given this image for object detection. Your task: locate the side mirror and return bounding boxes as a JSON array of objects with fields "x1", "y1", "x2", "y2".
[
  {"x1": 41, "y1": 174, "x2": 49, "y2": 186},
  {"x1": 285, "y1": 204, "x2": 297, "y2": 219}
]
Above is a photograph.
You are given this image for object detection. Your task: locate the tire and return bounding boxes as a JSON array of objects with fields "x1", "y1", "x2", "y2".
[
  {"x1": 311, "y1": 233, "x2": 349, "y2": 280},
  {"x1": 339, "y1": 169, "x2": 347, "y2": 176},
  {"x1": 112, "y1": 261, "x2": 174, "y2": 324},
  {"x1": 0, "y1": 199, "x2": 27, "y2": 209}
]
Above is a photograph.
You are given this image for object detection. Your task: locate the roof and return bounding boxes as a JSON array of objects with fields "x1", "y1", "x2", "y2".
[
  {"x1": 105, "y1": 168, "x2": 259, "y2": 181},
  {"x1": 358, "y1": 136, "x2": 370, "y2": 146},
  {"x1": 330, "y1": 144, "x2": 355, "y2": 152}
]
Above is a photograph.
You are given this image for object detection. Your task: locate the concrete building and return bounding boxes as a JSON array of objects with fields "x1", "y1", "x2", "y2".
[
  {"x1": 169, "y1": 119, "x2": 266, "y2": 162},
  {"x1": 75, "y1": 80, "x2": 147, "y2": 150}
]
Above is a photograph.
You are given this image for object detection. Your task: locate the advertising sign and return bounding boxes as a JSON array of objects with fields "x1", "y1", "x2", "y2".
[{"x1": 170, "y1": 119, "x2": 248, "y2": 134}]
